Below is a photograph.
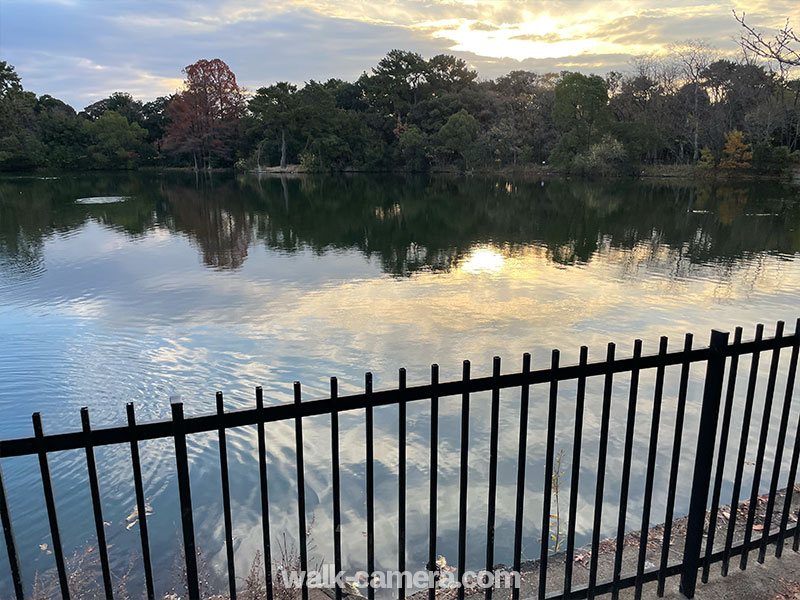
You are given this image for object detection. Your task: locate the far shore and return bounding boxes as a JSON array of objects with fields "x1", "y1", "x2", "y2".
[{"x1": 2, "y1": 164, "x2": 799, "y2": 185}]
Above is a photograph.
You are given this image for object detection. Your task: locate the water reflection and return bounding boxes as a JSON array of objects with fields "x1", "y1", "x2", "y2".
[
  {"x1": 2, "y1": 173, "x2": 799, "y2": 280},
  {"x1": 0, "y1": 172, "x2": 798, "y2": 597}
]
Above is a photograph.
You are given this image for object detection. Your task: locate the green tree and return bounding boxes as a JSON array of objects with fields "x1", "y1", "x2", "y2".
[
  {"x1": 248, "y1": 82, "x2": 299, "y2": 169},
  {"x1": 551, "y1": 72, "x2": 609, "y2": 165},
  {"x1": 698, "y1": 146, "x2": 716, "y2": 169},
  {"x1": 85, "y1": 111, "x2": 148, "y2": 169},
  {"x1": 0, "y1": 62, "x2": 43, "y2": 170},
  {"x1": 397, "y1": 125, "x2": 428, "y2": 171},
  {"x1": 435, "y1": 109, "x2": 479, "y2": 169}
]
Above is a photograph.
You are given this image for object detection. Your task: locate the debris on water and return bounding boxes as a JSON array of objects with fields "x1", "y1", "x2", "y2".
[
  {"x1": 75, "y1": 196, "x2": 130, "y2": 204},
  {"x1": 125, "y1": 503, "x2": 153, "y2": 530}
]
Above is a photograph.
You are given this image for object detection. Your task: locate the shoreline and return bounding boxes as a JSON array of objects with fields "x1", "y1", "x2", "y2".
[{"x1": 1, "y1": 164, "x2": 797, "y2": 185}]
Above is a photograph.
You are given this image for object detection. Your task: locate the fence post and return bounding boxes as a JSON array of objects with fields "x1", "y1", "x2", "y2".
[{"x1": 680, "y1": 329, "x2": 729, "y2": 598}]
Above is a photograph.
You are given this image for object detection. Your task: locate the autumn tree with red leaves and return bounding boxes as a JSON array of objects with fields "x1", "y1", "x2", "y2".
[{"x1": 164, "y1": 58, "x2": 244, "y2": 170}]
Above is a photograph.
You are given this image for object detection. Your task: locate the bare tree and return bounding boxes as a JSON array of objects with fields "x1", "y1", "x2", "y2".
[
  {"x1": 734, "y1": 11, "x2": 799, "y2": 77},
  {"x1": 669, "y1": 40, "x2": 717, "y2": 161}
]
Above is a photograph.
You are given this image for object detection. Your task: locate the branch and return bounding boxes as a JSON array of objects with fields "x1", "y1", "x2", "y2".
[{"x1": 733, "y1": 10, "x2": 800, "y2": 70}]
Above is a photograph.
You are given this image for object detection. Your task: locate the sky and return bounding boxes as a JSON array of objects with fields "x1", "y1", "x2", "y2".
[{"x1": 0, "y1": 0, "x2": 796, "y2": 109}]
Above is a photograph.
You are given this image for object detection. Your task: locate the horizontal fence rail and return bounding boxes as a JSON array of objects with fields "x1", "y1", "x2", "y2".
[{"x1": 0, "y1": 320, "x2": 799, "y2": 600}]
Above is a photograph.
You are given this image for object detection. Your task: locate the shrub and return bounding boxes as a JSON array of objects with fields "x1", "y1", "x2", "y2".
[
  {"x1": 719, "y1": 130, "x2": 752, "y2": 170},
  {"x1": 752, "y1": 143, "x2": 793, "y2": 174},
  {"x1": 570, "y1": 135, "x2": 632, "y2": 177},
  {"x1": 698, "y1": 146, "x2": 716, "y2": 169}
]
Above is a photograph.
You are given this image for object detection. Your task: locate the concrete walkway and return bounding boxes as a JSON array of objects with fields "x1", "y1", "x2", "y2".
[{"x1": 632, "y1": 550, "x2": 800, "y2": 600}]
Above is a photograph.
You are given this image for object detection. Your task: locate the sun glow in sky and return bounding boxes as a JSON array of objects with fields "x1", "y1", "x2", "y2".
[{"x1": 0, "y1": 0, "x2": 796, "y2": 107}]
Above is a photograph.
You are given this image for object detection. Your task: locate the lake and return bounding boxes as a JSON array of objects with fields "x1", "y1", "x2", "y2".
[{"x1": 1, "y1": 172, "x2": 799, "y2": 596}]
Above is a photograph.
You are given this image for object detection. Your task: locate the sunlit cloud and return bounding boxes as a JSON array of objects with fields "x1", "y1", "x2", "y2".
[{"x1": 1, "y1": 0, "x2": 798, "y2": 105}]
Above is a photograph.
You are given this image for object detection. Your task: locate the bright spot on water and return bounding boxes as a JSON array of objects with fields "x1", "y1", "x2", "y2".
[
  {"x1": 460, "y1": 246, "x2": 505, "y2": 274},
  {"x1": 75, "y1": 196, "x2": 130, "y2": 204}
]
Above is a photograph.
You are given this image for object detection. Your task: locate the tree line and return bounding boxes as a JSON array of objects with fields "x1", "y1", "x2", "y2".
[{"x1": 1, "y1": 19, "x2": 799, "y2": 175}]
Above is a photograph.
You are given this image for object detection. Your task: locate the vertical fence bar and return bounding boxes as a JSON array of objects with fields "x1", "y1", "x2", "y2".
[
  {"x1": 294, "y1": 382, "x2": 309, "y2": 600},
  {"x1": 126, "y1": 403, "x2": 155, "y2": 600},
  {"x1": 330, "y1": 378, "x2": 343, "y2": 600},
  {"x1": 216, "y1": 393, "x2": 237, "y2": 600},
  {"x1": 634, "y1": 336, "x2": 668, "y2": 600},
  {"x1": 702, "y1": 328, "x2": 742, "y2": 583},
  {"x1": 366, "y1": 372, "x2": 375, "y2": 600},
  {"x1": 457, "y1": 360, "x2": 471, "y2": 600},
  {"x1": 658, "y1": 333, "x2": 694, "y2": 596},
  {"x1": 398, "y1": 368, "x2": 407, "y2": 600},
  {"x1": 741, "y1": 321, "x2": 784, "y2": 570},
  {"x1": 777, "y1": 319, "x2": 800, "y2": 558},
  {"x1": 32, "y1": 412, "x2": 70, "y2": 600},
  {"x1": 760, "y1": 322, "x2": 798, "y2": 562},
  {"x1": 171, "y1": 400, "x2": 200, "y2": 600},
  {"x1": 428, "y1": 365, "x2": 439, "y2": 600},
  {"x1": 512, "y1": 353, "x2": 531, "y2": 600},
  {"x1": 722, "y1": 323, "x2": 764, "y2": 575},
  {"x1": 564, "y1": 346, "x2": 588, "y2": 598},
  {"x1": 612, "y1": 340, "x2": 642, "y2": 600},
  {"x1": 485, "y1": 357, "x2": 501, "y2": 600},
  {"x1": 81, "y1": 408, "x2": 113, "y2": 600},
  {"x1": 256, "y1": 387, "x2": 274, "y2": 600},
  {"x1": 539, "y1": 350, "x2": 560, "y2": 600},
  {"x1": 0, "y1": 461, "x2": 24, "y2": 600},
  {"x1": 679, "y1": 329, "x2": 729, "y2": 599},
  {"x1": 588, "y1": 344, "x2": 615, "y2": 600}
]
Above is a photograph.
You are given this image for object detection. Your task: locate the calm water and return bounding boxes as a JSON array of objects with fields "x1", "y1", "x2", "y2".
[{"x1": 1, "y1": 172, "x2": 799, "y2": 596}]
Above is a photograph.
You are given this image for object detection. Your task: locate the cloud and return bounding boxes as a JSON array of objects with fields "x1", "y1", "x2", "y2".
[{"x1": 1, "y1": 0, "x2": 797, "y2": 105}]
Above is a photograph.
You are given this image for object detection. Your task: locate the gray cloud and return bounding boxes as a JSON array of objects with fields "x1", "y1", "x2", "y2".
[{"x1": 0, "y1": 0, "x2": 794, "y2": 107}]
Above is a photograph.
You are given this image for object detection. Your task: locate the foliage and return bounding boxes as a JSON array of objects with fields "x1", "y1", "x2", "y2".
[
  {"x1": 752, "y1": 143, "x2": 794, "y2": 174},
  {"x1": 570, "y1": 135, "x2": 631, "y2": 177},
  {"x1": 397, "y1": 125, "x2": 429, "y2": 171},
  {"x1": 434, "y1": 109, "x2": 479, "y2": 169},
  {"x1": 541, "y1": 449, "x2": 567, "y2": 555},
  {"x1": 84, "y1": 111, "x2": 149, "y2": 169},
  {"x1": 719, "y1": 129, "x2": 752, "y2": 169},
  {"x1": 698, "y1": 146, "x2": 716, "y2": 169},
  {"x1": 2, "y1": 26, "x2": 800, "y2": 174},
  {"x1": 163, "y1": 58, "x2": 245, "y2": 169},
  {"x1": 553, "y1": 72, "x2": 610, "y2": 156}
]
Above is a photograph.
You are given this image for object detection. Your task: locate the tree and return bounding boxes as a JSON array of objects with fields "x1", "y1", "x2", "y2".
[
  {"x1": 85, "y1": 111, "x2": 148, "y2": 169},
  {"x1": 425, "y1": 54, "x2": 477, "y2": 94},
  {"x1": 370, "y1": 50, "x2": 428, "y2": 115},
  {"x1": 248, "y1": 82, "x2": 298, "y2": 169},
  {"x1": 435, "y1": 109, "x2": 479, "y2": 169},
  {"x1": 0, "y1": 62, "x2": 43, "y2": 170},
  {"x1": 551, "y1": 72, "x2": 609, "y2": 164},
  {"x1": 37, "y1": 95, "x2": 88, "y2": 168},
  {"x1": 82, "y1": 92, "x2": 143, "y2": 124},
  {"x1": 397, "y1": 125, "x2": 428, "y2": 171},
  {"x1": 0, "y1": 61, "x2": 21, "y2": 95},
  {"x1": 735, "y1": 12, "x2": 799, "y2": 75},
  {"x1": 698, "y1": 146, "x2": 716, "y2": 168},
  {"x1": 670, "y1": 40, "x2": 716, "y2": 161},
  {"x1": 163, "y1": 58, "x2": 244, "y2": 170},
  {"x1": 719, "y1": 129, "x2": 752, "y2": 169}
]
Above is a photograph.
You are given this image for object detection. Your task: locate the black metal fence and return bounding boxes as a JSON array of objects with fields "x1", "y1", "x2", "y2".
[{"x1": 1, "y1": 320, "x2": 799, "y2": 600}]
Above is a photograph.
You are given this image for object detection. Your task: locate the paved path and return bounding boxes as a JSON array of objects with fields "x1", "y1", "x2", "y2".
[{"x1": 633, "y1": 549, "x2": 800, "y2": 599}]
